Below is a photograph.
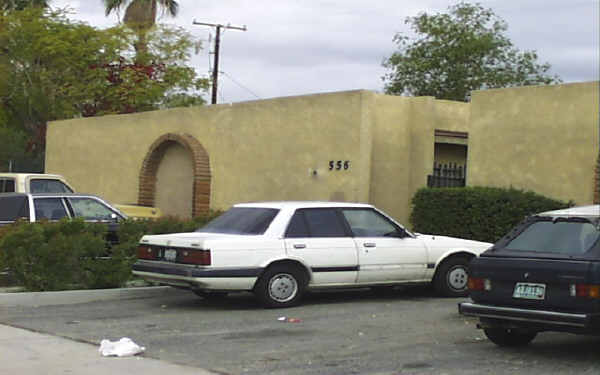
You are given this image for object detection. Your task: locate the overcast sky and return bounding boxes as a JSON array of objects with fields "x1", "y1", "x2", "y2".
[{"x1": 51, "y1": 0, "x2": 599, "y2": 104}]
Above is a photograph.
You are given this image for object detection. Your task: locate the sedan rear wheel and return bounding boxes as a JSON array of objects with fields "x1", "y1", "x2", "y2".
[
  {"x1": 483, "y1": 328, "x2": 537, "y2": 347},
  {"x1": 255, "y1": 265, "x2": 306, "y2": 308}
]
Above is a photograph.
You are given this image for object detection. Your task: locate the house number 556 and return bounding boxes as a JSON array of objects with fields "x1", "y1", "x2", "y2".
[{"x1": 329, "y1": 160, "x2": 350, "y2": 170}]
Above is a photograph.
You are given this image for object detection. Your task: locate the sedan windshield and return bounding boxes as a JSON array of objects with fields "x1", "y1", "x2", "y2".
[
  {"x1": 197, "y1": 207, "x2": 279, "y2": 235},
  {"x1": 505, "y1": 220, "x2": 600, "y2": 255}
]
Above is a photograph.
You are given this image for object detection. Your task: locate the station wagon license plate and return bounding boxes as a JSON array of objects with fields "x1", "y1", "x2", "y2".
[
  {"x1": 164, "y1": 249, "x2": 177, "y2": 262},
  {"x1": 513, "y1": 282, "x2": 546, "y2": 300}
]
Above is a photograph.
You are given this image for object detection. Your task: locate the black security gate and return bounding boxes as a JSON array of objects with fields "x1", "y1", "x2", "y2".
[{"x1": 427, "y1": 162, "x2": 466, "y2": 188}]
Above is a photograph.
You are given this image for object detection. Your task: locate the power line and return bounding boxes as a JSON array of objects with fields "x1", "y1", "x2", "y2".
[
  {"x1": 192, "y1": 20, "x2": 246, "y2": 105},
  {"x1": 221, "y1": 71, "x2": 262, "y2": 100}
]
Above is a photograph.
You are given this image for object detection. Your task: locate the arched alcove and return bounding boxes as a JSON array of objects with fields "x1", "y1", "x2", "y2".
[{"x1": 138, "y1": 133, "x2": 211, "y2": 216}]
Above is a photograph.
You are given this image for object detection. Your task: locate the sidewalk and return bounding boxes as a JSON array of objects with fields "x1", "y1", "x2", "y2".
[
  {"x1": 0, "y1": 324, "x2": 217, "y2": 375},
  {"x1": 0, "y1": 285, "x2": 172, "y2": 307},
  {"x1": 0, "y1": 286, "x2": 217, "y2": 375}
]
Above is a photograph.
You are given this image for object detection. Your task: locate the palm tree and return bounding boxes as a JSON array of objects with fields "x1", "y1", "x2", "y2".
[
  {"x1": 103, "y1": 0, "x2": 178, "y2": 56},
  {"x1": 103, "y1": 0, "x2": 178, "y2": 28}
]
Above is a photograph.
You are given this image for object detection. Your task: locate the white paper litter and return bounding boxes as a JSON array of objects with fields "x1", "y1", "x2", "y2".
[{"x1": 99, "y1": 337, "x2": 145, "y2": 357}]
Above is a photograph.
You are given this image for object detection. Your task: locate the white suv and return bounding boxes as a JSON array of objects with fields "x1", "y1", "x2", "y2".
[{"x1": 0, "y1": 173, "x2": 73, "y2": 194}]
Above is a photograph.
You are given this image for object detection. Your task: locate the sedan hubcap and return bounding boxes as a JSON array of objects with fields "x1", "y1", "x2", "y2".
[
  {"x1": 448, "y1": 266, "x2": 468, "y2": 291},
  {"x1": 268, "y1": 273, "x2": 298, "y2": 302}
]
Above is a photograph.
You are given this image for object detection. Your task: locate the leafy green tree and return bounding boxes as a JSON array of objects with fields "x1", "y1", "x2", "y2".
[
  {"x1": 0, "y1": 0, "x2": 49, "y2": 12},
  {"x1": 0, "y1": 126, "x2": 42, "y2": 172},
  {"x1": 382, "y1": 2, "x2": 561, "y2": 102},
  {"x1": 0, "y1": 7, "x2": 207, "y2": 170}
]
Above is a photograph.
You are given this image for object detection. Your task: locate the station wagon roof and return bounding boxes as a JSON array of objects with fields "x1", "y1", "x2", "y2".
[
  {"x1": 0, "y1": 192, "x2": 100, "y2": 198},
  {"x1": 538, "y1": 205, "x2": 600, "y2": 218},
  {"x1": 0, "y1": 173, "x2": 64, "y2": 178},
  {"x1": 233, "y1": 201, "x2": 373, "y2": 210}
]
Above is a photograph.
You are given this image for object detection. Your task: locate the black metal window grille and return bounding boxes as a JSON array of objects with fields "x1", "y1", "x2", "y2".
[{"x1": 427, "y1": 162, "x2": 466, "y2": 188}]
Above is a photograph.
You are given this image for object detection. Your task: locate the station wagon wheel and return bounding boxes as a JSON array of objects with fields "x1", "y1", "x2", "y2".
[
  {"x1": 483, "y1": 328, "x2": 537, "y2": 347},
  {"x1": 434, "y1": 256, "x2": 471, "y2": 297},
  {"x1": 254, "y1": 265, "x2": 306, "y2": 308}
]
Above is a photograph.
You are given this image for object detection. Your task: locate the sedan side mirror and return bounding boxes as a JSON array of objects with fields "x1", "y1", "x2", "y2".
[{"x1": 385, "y1": 229, "x2": 408, "y2": 238}]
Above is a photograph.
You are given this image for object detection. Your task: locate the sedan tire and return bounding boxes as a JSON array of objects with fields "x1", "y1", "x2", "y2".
[
  {"x1": 254, "y1": 265, "x2": 306, "y2": 308},
  {"x1": 434, "y1": 256, "x2": 471, "y2": 297}
]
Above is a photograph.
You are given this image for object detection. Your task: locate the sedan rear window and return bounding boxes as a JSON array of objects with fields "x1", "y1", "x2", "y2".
[
  {"x1": 198, "y1": 207, "x2": 279, "y2": 235},
  {"x1": 505, "y1": 220, "x2": 600, "y2": 254}
]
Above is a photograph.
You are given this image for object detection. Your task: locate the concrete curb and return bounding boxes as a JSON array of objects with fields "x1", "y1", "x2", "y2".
[{"x1": 0, "y1": 286, "x2": 171, "y2": 307}]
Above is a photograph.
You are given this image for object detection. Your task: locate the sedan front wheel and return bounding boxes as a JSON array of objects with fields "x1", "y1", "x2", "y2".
[{"x1": 434, "y1": 256, "x2": 471, "y2": 297}]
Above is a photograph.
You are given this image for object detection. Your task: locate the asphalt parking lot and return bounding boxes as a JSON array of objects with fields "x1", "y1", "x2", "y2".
[{"x1": 1, "y1": 286, "x2": 600, "y2": 375}]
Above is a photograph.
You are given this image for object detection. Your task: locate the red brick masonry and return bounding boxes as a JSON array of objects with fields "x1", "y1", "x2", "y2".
[{"x1": 138, "y1": 133, "x2": 211, "y2": 216}]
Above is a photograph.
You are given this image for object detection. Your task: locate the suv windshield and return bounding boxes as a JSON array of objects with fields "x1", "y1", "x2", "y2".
[
  {"x1": 0, "y1": 178, "x2": 15, "y2": 193},
  {"x1": 30, "y1": 179, "x2": 73, "y2": 193},
  {"x1": 197, "y1": 207, "x2": 279, "y2": 235},
  {"x1": 505, "y1": 219, "x2": 600, "y2": 255}
]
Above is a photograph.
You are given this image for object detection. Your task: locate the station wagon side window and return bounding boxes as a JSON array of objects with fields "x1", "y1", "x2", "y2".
[
  {"x1": 68, "y1": 198, "x2": 116, "y2": 221},
  {"x1": 33, "y1": 198, "x2": 68, "y2": 220},
  {"x1": 0, "y1": 196, "x2": 29, "y2": 221},
  {"x1": 30, "y1": 179, "x2": 73, "y2": 193},
  {"x1": 285, "y1": 208, "x2": 348, "y2": 238},
  {"x1": 341, "y1": 208, "x2": 401, "y2": 237},
  {"x1": 0, "y1": 178, "x2": 16, "y2": 193}
]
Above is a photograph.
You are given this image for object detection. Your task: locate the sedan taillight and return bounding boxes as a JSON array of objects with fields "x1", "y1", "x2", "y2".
[{"x1": 180, "y1": 249, "x2": 211, "y2": 265}]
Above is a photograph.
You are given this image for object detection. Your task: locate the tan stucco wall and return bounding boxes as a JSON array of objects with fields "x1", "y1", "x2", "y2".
[
  {"x1": 46, "y1": 91, "x2": 374, "y2": 215},
  {"x1": 45, "y1": 81, "x2": 598, "y2": 224},
  {"x1": 468, "y1": 81, "x2": 600, "y2": 205},
  {"x1": 155, "y1": 143, "x2": 194, "y2": 217},
  {"x1": 368, "y1": 94, "x2": 413, "y2": 224},
  {"x1": 368, "y1": 95, "x2": 470, "y2": 225}
]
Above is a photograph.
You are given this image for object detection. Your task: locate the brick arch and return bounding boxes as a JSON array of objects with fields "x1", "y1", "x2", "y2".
[
  {"x1": 138, "y1": 133, "x2": 211, "y2": 216},
  {"x1": 595, "y1": 153, "x2": 600, "y2": 204}
]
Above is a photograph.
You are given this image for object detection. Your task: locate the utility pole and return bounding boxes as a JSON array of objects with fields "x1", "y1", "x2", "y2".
[{"x1": 193, "y1": 21, "x2": 246, "y2": 104}]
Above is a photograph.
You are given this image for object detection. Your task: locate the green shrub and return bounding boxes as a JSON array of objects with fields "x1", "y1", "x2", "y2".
[
  {"x1": 0, "y1": 211, "x2": 222, "y2": 291},
  {"x1": 0, "y1": 219, "x2": 127, "y2": 291},
  {"x1": 410, "y1": 187, "x2": 571, "y2": 243}
]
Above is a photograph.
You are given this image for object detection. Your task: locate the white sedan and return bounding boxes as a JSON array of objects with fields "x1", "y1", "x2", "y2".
[{"x1": 133, "y1": 202, "x2": 491, "y2": 308}]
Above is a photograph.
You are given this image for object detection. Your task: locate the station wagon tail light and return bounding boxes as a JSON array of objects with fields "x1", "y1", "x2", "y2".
[
  {"x1": 137, "y1": 245, "x2": 158, "y2": 260},
  {"x1": 468, "y1": 277, "x2": 491, "y2": 291},
  {"x1": 180, "y1": 249, "x2": 211, "y2": 266},
  {"x1": 570, "y1": 284, "x2": 600, "y2": 299}
]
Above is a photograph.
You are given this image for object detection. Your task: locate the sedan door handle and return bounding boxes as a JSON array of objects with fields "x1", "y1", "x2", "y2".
[
  {"x1": 363, "y1": 243, "x2": 376, "y2": 248},
  {"x1": 293, "y1": 244, "x2": 306, "y2": 249}
]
